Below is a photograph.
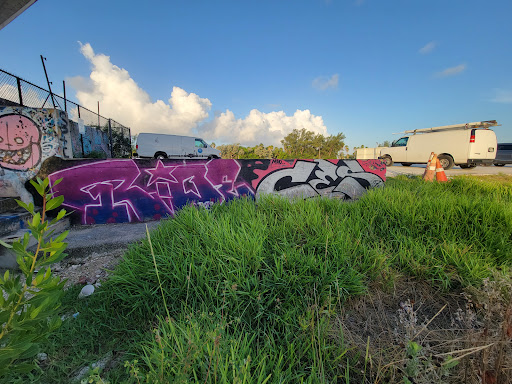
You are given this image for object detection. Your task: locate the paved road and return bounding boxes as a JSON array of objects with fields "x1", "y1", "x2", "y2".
[{"x1": 386, "y1": 164, "x2": 512, "y2": 178}]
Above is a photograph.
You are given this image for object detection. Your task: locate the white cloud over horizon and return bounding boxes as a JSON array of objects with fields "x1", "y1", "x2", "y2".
[
  {"x1": 312, "y1": 74, "x2": 339, "y2": 91},
  {"x1": 67, "y1": 42, "x2": 328, "y2": 146},
  {"x1": 434, "y1": 64, "x2": 466, "y2": 78},
  {"x1": 419, "y1": 41, "x2": 436, "y2": 54},
  {"x1": 491, "y1": 89, "x2": 512, "y2": 104},
  {"x1": 198, "y1": 109, "x2": 327, "y2": 146}
]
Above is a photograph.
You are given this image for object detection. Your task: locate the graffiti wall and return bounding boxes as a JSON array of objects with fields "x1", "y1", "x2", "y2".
[
  {"x1": 69, "y1": 121, "x2": 110, "y2": 158},
  {"x1": 0, "y1": 106, "x2": 72, "y2": 202},
  {"x1": 47, "y1": 158, "x2": 386, "y2": 225}
]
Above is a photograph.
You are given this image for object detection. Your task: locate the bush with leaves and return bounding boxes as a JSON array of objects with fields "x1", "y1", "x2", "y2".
[{"x1": 0, "y1": 177, "x2": 68, "y2": 377}]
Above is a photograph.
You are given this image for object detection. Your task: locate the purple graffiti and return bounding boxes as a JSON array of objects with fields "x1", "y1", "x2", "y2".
[
  {"x1": 49, "y1": 159, "x2": 253, "y2": 225},
  {"x1": 48, "y1": 158, "x2": 385, "y2": 225}
]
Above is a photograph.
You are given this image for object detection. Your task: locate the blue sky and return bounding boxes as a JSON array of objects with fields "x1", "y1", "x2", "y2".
[{"x1": 2, "y1": 0, "x2": 511, "y2": 149}]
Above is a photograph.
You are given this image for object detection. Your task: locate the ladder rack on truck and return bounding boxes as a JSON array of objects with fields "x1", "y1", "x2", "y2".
[{"x1": 394, "y1": 120, "x2": 499, "y2": 135}]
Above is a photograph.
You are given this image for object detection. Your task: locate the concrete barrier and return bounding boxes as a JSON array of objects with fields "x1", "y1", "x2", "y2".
[{"x1": 47, "y1": 158, "x2": 386, "y2": 225}]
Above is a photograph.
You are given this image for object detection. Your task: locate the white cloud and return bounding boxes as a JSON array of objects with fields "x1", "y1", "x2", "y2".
[
  {"x1": 198, "y1": 109, "x2": 327, "y2": 146},
  {"x1": 434, "y1": 64, "x2": 466, "y2": 78},
  {"x1": 68, "y1": 42, "x2": 328, "y2": 147},
  {"x1": 67, "y1": 42, "x2": 212, "y2": 135},
  {"x1": 419, "y1": 41, "x2": 436, "y2": 54},
  {"x1": 312, "y1": 74, "x2": 339, "y2": 90},
  {"x1": 491, "y1": 89, "x2": 512, "y2": 104}
]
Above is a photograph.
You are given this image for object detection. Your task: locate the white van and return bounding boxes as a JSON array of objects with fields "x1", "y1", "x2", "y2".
[
  {"x1": 378, "y1": 121, "x2": 498, "y2": 169},
  {"x1": 134, "y1": 133, "x2": 221, "y2": 159}
]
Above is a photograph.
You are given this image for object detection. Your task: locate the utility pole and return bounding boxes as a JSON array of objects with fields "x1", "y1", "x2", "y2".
[{"x1": 40, "y1": 55, "x2": 56, "y2": 109}]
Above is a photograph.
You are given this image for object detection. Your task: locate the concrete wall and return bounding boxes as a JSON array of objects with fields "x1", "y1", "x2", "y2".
[
  {"x1": 356, "y1": 147, "x2": 387, "y2": 160},
  {"x1": 0, "y1": 106, "x2": 72, "y2": 202},
  {"x1": 47, "y1": 158, "x2": 386, "y2": 225}
]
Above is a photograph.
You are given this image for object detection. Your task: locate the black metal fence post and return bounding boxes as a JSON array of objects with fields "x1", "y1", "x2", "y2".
[
  {"x1": 108, "y1": 119, "x2": 113, "y2": 158},
  {"x1": 78, "y1": 105, "x2": 85, "y2": 157},
  {"x1": 63, "y1": 80, "x2": 67, "y2": 112},
  {"x1": 16, "y1": 78, "x2": 23, "y2": 106}
]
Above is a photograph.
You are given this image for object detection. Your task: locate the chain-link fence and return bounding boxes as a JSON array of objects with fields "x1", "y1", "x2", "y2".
[{"x1": 0, "y1": 69, "x2": 131, "y2": 158}]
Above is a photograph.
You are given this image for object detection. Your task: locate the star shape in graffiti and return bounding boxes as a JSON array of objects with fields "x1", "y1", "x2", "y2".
[
  {"x1": 183, "y1": 176, "x2": 201, "y2": 198},
  {"x1": 145, "y1": 160, "x2": 179, "y2": 186}
]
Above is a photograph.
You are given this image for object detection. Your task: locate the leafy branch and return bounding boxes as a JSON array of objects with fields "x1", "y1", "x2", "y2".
[{"x1": 0, "y1": 177, "x2": 69, "y2": 377}]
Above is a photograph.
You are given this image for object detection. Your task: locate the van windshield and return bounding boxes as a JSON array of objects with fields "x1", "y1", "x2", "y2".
[
  {"x1": 195, "y1": 139, "x2": 207, "y2": 148},
  {"x1": 392, "y1": 137, "x2": 409, "y2": 147}
]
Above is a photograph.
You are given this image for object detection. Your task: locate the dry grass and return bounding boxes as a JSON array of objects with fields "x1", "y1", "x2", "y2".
[{"x1": 334, "y1": 274, "x2": 512, "y2": 383}]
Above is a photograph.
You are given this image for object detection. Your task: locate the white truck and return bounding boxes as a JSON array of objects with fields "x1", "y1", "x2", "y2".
[
  {"x1": 134, "y1": 133, "x2": 221, "y2": 159},
  {"x1": 357, "y1": 121, "x2": 499, "y2": 169}
]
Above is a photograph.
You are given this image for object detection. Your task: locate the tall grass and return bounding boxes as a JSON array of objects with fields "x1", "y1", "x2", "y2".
[
  {"x1": 18, "y1": 176, "x2": 510, "y2": 383},
  {"x1": 96, "y1": 175, "x2": 512, "y2": 382}
]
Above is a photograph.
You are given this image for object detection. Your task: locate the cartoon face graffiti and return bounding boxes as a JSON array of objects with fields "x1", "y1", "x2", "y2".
[{"x1": 0, "y1": 114, "x2": 41, "y2": 170}]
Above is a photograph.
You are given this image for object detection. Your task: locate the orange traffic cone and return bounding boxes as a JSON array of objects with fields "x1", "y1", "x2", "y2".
[
  {"x1": 422, "y1": 152, "x2": 434, "y2": 180},
  {"x1": 435, "y1": 158, "x2": 448, "y2": 182},
  {"x1": 423, "y1": 152, "x2": 436, "y2": 182}
]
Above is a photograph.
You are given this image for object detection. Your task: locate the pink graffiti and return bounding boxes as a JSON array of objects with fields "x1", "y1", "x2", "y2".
[
  {"x1": 0, "y1": 114, "x2": 41, "y2": 171},
  {"x1": 357, "y1": 159, "x2": 386, "y2": 179},
  {"x1": 251, "y1": 159, "x2": 296, "y2": 189}
]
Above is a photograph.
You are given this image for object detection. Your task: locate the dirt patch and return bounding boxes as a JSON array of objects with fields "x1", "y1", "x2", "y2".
[
  {"x1": 52, "y1": 249, "x2": 125, "y2": 288},
  {"x1": 334, "y1": 278, "x2": 512, "y2": 384}
]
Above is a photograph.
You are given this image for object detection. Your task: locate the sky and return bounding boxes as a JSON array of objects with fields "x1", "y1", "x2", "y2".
[{"x1": 2, "y1": 0, "x2": 511, "y2": 149}]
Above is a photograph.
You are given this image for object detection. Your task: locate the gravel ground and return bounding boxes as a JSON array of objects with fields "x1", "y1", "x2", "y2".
[{"x1": 52, "y1": 249, "x2": 126, "y2": 288}]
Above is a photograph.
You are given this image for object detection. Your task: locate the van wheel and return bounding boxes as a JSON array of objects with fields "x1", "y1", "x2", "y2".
[
  {"x1": 154, "y1": 152, "x2": 167, "y2": 159},
  {"x1": 460, "y1": 164, "x2": 476, "y2": 169},
  {"x1": 381, "y1": 155, "x2": 393, "y2": 167},
  {"x1": 494, "y1": 163, "x2": 505, "y2": 167},
  {"x1": 207, "y1": 155, "x2": 219, "y2": 160},
  {"x1": 438, "y1": 154, "x2": 454, "y2": 170}
]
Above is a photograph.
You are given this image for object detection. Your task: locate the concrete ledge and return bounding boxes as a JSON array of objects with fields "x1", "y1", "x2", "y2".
[{"x1": 0, "y1": 217, "x2": 70, "y2": 269}]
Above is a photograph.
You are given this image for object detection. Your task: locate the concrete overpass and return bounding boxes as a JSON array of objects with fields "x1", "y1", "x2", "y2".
[{"x1": 0, "y1": 0, "x2": 37, "y2": 30}]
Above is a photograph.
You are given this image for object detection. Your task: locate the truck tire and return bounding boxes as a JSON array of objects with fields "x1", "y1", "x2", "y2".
[
  {"x1": 459, "y1": 164, "x2": 476, "y2": 169},
  {"x1": 154, "y1": 152, "x2": 167, "y2": 159},
  {"x1": 381, "y1": 155, "x2": 393, "y2": 167},
  {"x1": 494, "y1": 163, "x2": 505, "y2": 167},
  {"x1": 401, "y1": 163, "x2": 412, "y2": 166},
  {"x1": 438, "y1": 154, "x2": 454, "y2": 170}
]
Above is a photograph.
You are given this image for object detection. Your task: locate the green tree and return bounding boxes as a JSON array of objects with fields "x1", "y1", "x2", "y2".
[{"x1": 281, "y1": 128, "x2": 345, "y2": 159}]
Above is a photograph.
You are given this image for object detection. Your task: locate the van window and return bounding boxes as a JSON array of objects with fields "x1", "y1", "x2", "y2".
[
  {"x1": 392, "y1": 137, "x2": 409, "y2": 147},
  {"x1": 195, "y1": 139, "x2": 207, "y2": 148},
  {"x1": 497, "y1": 144, "x2": 512, "y2": 151}
]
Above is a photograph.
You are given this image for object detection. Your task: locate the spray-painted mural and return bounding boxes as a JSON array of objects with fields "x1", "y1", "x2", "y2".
[
  {"x1": 48, "y1": 158, "x2": 385, "y2": 225},
  {"x1": 69, "y1": 120, "x2": 110, "y2": 158},
  {"x1": 0, "y1": 107, "x2": 72, "y2": 202}
]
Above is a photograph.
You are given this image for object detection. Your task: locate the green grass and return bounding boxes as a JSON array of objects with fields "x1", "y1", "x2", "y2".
[{"x1": 7, "y1": 175, "x2": 511, "y2": 383}]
